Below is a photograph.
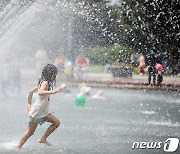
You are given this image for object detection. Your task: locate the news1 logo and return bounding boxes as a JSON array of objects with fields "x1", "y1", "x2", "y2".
[
  {"x1": 132, "y1": 138, "x2": 179, "y2": 152},
  {"x1": 164, "y1": 138, "x2": 179, "y2": 152}
]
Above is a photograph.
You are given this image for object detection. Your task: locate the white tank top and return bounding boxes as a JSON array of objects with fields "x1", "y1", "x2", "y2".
[{"x1": 29, "y1": 93, "x2": 50, "y2": 119}]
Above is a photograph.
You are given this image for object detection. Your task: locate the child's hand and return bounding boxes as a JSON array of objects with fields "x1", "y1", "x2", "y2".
[
  {"x1": 26, "y1": 104, "x2": 31, "y2": 113},
  {"x1": 53, "y1": 87, "x2": 62, "y2": 94}
]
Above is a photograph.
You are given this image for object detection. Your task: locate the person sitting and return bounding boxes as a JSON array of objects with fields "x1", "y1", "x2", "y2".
[
  {"x1": 92, "y1": 90, "x2": 106, "y2": 100},
  {"x1": 77, "y1": 83, "x2": 91, "y2": 97}
]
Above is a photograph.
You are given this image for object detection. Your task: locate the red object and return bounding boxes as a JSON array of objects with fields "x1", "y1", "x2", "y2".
[
  {"x1": 138, "y1": 67, "x2": 145, "y2": 73},
  {"x1": 155, "y1": 64, "x2": 163, "y2": 71},
  {"x1": 55, "y1": 55, "x2": 66, "y2": 67},
  {"x1": 76, "y1": 56, "x2": 89, "y2": 67}
]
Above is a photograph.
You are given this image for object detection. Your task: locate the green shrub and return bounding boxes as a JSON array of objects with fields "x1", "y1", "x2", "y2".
[{"x1": 90, "y1": 44, "x2": 135, "y2": 65}]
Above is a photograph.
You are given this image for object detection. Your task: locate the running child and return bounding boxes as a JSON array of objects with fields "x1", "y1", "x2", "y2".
[{"x1": 16, "y1": 64, "x2": 66, "y2": 148}]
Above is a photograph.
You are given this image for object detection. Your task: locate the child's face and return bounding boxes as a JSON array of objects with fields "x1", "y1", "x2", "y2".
[{"x1": 51, "y1": 73, "x2": 57, "y2": 80}]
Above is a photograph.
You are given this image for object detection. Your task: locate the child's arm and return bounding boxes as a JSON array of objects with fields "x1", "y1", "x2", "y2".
[
  {"x1": 26, "y1": 86, "x2": 38, "y2": 113},
  {"x1": 27, "y1": 86, "x2": 38, "y2": 104},
  {"x1": 38, "y1": 81, "x2": 63, "y2": 95}
]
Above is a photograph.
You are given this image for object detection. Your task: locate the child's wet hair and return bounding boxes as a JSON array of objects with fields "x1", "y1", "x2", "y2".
[{"x1": 38, "y1": 64, "x2": 58, "y2": 90}]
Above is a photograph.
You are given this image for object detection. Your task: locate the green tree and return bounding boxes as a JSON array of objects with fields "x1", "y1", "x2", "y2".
[
  {"x1": 90, "y1": 44, "x2": 134, "y2": 65},
  {"x1": 120, "y1": 0, "x2": 179, "y2": 55}
]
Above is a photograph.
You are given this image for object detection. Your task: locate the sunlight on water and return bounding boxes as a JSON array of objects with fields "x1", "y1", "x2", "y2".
[
  {"x1": 147, "y1": 121, "x2": 180, "y2": 127},
  {"x1": 0, "y1": 140, "x2": 18, "y2": 150},
  {"x1": 141, "y1": 111, "x2": 156, "y2": 115}
]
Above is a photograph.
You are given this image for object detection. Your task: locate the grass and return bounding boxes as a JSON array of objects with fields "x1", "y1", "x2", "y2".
[{"x1": 87, "y1": 65, "x2": 106, "y2": 73}]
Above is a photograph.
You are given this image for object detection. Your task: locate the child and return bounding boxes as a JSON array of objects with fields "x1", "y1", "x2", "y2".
[
  {"x1": 77, "y1": 83, "x2": 91, "y2": 97},
  {"x1": 16, "y1": 64, "x2": 66, "y2": 149},
  {"x1": 92, "y1": 90, "x2": 106, "y2": 100},
  {"x1": 155, "y1": 63, "x2": 163, "y2": 86}
]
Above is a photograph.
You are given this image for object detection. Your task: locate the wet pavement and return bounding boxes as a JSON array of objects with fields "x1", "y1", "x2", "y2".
[
  {"x1": 0, "y1": 87, "x2": 180, "y2": 154},
  {"x1": 0, "y1": 70, "x2": 180, "y2": 154}
]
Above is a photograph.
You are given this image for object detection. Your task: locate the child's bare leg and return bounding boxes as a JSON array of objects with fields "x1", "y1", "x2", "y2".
[
  {"x1": 38, "y1": 114, "x2": 60, "y2": 146},
  {"x1": 16, "y1": 122, "x2": 38, "y2": 149}
]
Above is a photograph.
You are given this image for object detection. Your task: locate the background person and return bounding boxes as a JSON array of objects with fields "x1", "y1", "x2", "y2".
[
  {"x1": 155, "y1": 63, "x2": 163, "y2": 86},
  {"x1": 54, "y1": 53, "x2": 66, "y2": 81},
  {"x1": 92, "y1": 90, "x2": 106, "y2": 100},
  {"x1": 74, "y1": 54, "x2": 89, "y2": 80},
  {"x1": 147, "y1": 50, "x2": 156, "y2": 86},
  {"x1": 138, "y1": 53, "x2": 146, "y2": 75}
]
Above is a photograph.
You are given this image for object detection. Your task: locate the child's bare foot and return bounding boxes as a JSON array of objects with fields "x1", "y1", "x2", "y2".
[
  {"x1": 15, "y1": 145, "x2": 21, "y2": 149},
  {"x1": 38, "y1": 139, "x2": 52, "y2": 146}
]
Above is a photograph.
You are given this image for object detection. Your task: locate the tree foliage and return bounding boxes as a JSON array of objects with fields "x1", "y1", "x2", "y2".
[
  {"x1": 120, "y1": 0, "x2": 179, "y2": 55},
  {"x1": 90, "y1": 44, "x2": 134, "y2": 65},
  {"x1": 76, "y1": 0, "x2": 179, "y2": 56}
]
